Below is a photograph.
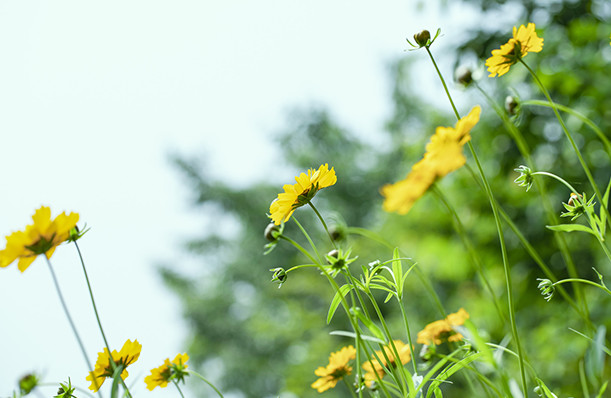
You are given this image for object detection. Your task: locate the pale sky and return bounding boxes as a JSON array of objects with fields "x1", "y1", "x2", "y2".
[{"x1": 0, "y1": 1, "x2": 484, "y2": 397}]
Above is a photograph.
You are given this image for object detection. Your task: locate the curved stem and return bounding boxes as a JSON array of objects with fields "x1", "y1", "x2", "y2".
[
  {"x1": 521, "y1": 58, "x2": 611, "y2": 231},
  {"x1": 188, "y1": 370, "x2": 224, "y2": 397},
  {"x1": 531, "y1": 171, "x2": 579, "y2": 193},
  {"x1": 521, "y1": 99, "x2": 611, "y2": 157},
  {"x1": 553, "y1": 278, "x2": 611, "y2": 296}
]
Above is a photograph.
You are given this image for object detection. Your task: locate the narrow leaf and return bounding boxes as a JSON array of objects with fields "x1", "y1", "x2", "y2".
[
  {"x1": 327, "y1": 284, "x2": 351, "y2": 324},
  {"x1": 546, "y1": 224, "x2": 597, "y2": 236}
]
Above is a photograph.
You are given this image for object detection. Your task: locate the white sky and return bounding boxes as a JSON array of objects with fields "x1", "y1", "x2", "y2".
[{"x1": 0, "y1": 1, "x2": 483, "y2": 397}]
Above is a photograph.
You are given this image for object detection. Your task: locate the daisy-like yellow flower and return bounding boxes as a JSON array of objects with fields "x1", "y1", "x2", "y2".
[
  {"x1": 87, "y1": 339, "x2": 142, "y2": 392},
  {"x1": 417, "y1": 308, "x2": 470, "y2": 346},
  {"x1": 362, "y1": 340, "x2": 412, "y2": 386},
  {"x1": 381, "y1": 106, "x2": 481, "y2": 215},
  {"x1": 269, "y1": 163, "x2": 337, "y2": 225},
  {"x1": 486, "y1": 23, "x2": 544, "y2": 77},
  {"x1": 145, "y1": 353, "x2": 189, "y2": 390},
  {"x1": 311, "y1": 345, "x2": 356, "y2": 393},
  {"x1": 0, "y1": 206, "x2": 79, "y2": 272}
]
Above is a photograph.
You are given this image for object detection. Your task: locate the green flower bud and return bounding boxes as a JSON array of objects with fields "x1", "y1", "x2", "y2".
[
  {"x1": 455, "y1": 66, "x2": 473, "y2": 87},
  {"x1": 537, "y1": 278, "x2": 555, "y2": 302},
  {"x1": 505, "y1": 95, "x2": 519, "y2": 116},
  {"x1": 513, "y1": 165, "x2": 534, "y2": 192},
  {"x1": 270, "y1": 267, "x2": 287, "y2": 287},
  {"x1": 264, "y1": 222, "x2": 281, "y2": 242},
  {"x1": 413, "y1": 30, "x2": 431, "y2": 47},
  {"x1": 19, "y1": 373, "x2": 39, "y2": 395}
]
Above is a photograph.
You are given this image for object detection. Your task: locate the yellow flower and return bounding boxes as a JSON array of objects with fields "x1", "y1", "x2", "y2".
[
  {"x1": 144, "y1": 353, "x2": 189, "y2": 391},
  {"x1": 87, "y1": 339, "x2": 142, "y2": 392},
  {"x1": 0, "y1": 206, "x2": 79, "y2": 272},
  {"x1": 417, "y1": 308, "x2": 470, "y2": 346},
  {"x1": 311, "y1": 345, "x2": 356, "y2": 393},
  {"x1": 269, "y1": 163, "x2": 337, "y2": 225},
  {"x1": 486, "y1": 23, "x2": 544, "y2": 77},
  {"x1": 381, "y1": 106, "x2": 481, "y2": 214},
  {"x1": 362, "y1": 340, "x2": 411, "y2": 386}
]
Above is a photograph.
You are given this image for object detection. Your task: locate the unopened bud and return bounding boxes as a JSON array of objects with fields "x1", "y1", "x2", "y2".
[
  {"x1": 505, "y1": 96, "x2": 519, "y2": 115},
  {"x1": 455, "y1": 66, "x2": 473, "y2": 87},
  {"x1": 413, "y1": 30, "x2": 431, "y2": 47},
  {"x1": 264, "y1": 222, "x2": 281, "y2": 242}
]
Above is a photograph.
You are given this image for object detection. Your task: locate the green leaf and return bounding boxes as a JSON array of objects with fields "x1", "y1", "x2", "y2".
[
  {"x1": 329, "y1": 330, "x2": 386, "y2": 344},
  {"x1": 601, "y1": 177, "x2": 611, "y2": 235},
  {"x1": 596, "y1": 381, "x2": 608, "y2": 398},
  {"x1": 426, "y1": 353, "x2": 483, "y2": 398},
  {"x1": 350, "y1": 307, "x2": 386, "y2": 342},
  {"x1": 546, "y1": 224, "x2": 598, "y2": 236},
  {"x1": 391, "y1": 248, "x2": 403, "y2": 298},
  {"x1": 327, "y1": 284, "x2": 352, "y2": 324},
  {"x1": 535, "y1": 378, "x2": 559, "y2": 398},
  {"x1": 110, "y1": 365, "x2": 124, "y2": 398}
]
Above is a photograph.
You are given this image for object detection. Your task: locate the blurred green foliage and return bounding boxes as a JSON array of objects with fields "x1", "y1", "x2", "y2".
[{"x1": 163, "y1": 1, "x2": 611, "y2": 396}]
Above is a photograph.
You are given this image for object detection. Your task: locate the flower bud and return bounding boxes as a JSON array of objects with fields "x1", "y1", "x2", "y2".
[
  {"x1": 455, "y1": 66, "x2": 473, "y2": 87},
  {"x1": 505, "y1": 95, "x2": 519, "y2": 115},
  {"x1": 413, "y1": 30, "x2": 431, "y2": 47},
  {"x1": 537, "y1": 278, "x2": 555, "y2": 302},
  {"x1": 19, "y1": 373, "x2": 39, "y2": 395},
  {"x1": 270, "y1": 267, "x2": 287, "y2": 287},
  {"x1": 264, "y1": 222, "x2": 281, "y2": 242}
]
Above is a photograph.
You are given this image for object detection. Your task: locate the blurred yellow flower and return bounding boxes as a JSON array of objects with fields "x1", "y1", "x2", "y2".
[
  {"x1": 87, "y1": 339, "x2": 142, "y2": 392},
  {"x1": 486, "y1": 23, "x2": 544, "y2": 77},
  {"x1": 311, "y1": 345, "x2": 356, "y2": 393},
  {"x1": 417, "y1": 308, "x2": 470, "y2": 346},
  {"x1": 145, "y1": 353, "x2": 189, "y2": 390},
  {"x1": 362, "y1": 340, "x2": 411, "y2": 386},
  {"x1": 0, "y1": 206, "x2": 79, "y2": 272},
  {"x1": 381, "y1": 106, "x2": 481, "y2": 214},
  {"x1": 270, "y1": 163, "x2": 337, "y2": 225}
]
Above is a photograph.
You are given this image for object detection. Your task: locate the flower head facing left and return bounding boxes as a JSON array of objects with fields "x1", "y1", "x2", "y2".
[
  {"x1": 0, "y1": 206, "x2": 79, "y2": 272},
  {"x1": 362, "y1": 340, "x2": 412, "y2": 387},
  {"x1": 486, "y1": 23, "x2": 544, "y2": 77},
  {"x1": 145, "y1": 353, "x2": 189, "y2": 390},
  {"x1": 311, "y1": 345, "x2": 356, "y2": 393},
  {"x1": 269, "y1": 163, "x2": 337, "y2": 225},
  {"x1": 87, "y1": 339, "x2": 142, "y2": 392},
  {"x1": 381, "y1": 106, "x2": 481, "y2": 215}
]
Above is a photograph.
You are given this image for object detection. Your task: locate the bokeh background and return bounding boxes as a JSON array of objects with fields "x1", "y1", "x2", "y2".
[{"x1": 1, "y1": 1, "x2": 610, "y2": 397}]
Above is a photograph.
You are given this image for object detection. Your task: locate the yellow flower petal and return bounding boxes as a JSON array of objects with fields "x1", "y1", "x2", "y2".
[
  {"x1": 311, "y1": 345, "x2": 355, "y2": 393},
  {"x1": 381, "y1": 107, "x2": 481, "y2": 214},
  {"x1": 486, "y1": 22, "x2": 544, "y2": 77},
  {"x1": 269, "y1": 164, "x2": 337, "y2": 225},
  {"x1": 87, "y1": 339, "x2": 142, "y2": 392}
]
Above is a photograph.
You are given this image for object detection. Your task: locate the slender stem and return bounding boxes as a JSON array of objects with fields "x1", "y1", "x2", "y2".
[
  {"x1": 521, "y1": 99, "x2": 611, "y2": 157},
  {"x1": 73, "y1": 241, "x2": 112, "y2": 352},
  {"x1": 553, "y1": 278, "x2": 611, "y2": 296},
  {"x1": 426, "y1": 49, "x2": 528, "y2": 396},
  {"x1": 343, "y1": 377, "x2": 358, "y2": 398},
  {"x1": 532, "y1": 171, "x2": 579, "y2": 193},
  {"x1": 425, "y1": 46, "x2": 460, "y2": 119},
  {"x1": 72, "y1": 242, "x2": 132, "y2": 398},
  {"x1": 172, "y1": 380, "x2": 186, "y2": 398},
  {"x1": 474, "y1": 83, "x2": 590, "y2": 324},
  {"x1": 44, "y1": 257, "x2": 102, "y2": 397},
  {"x1": 396, "y1": 299, "x2": 418, "y2": 374},
  {"x1": 292, "y1": 216, "x2": 323, "y2": 263},
  {"x1": 279, "y1": 235, "x2": 317, "y2": 264},
  {"x1": 431, "y1": 185, "x2": 506, "y2": 323},
  {"x1": 188, "y1": 370, "x2": 224, "y2": 397},
  {"x1": 521, "y1": 58, "x2": 611, "y2": 231},
  {"x1": 309, "y1": 202, "x2": 337, "y2": 249}
]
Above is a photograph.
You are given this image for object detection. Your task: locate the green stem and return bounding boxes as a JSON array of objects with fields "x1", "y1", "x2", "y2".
[
  {"x1": 521, "y1": 58, "x2": 611, "y2": 232},
  {"x1": 431, "y1": 185, "x2": 506, "y2": 324},
  {"x1": 72, "y1": 242, "x2": 133, "y2": 398},
  {"x1": 553, "y1": 278, "x2": 611, "y2": 296},
  {"x1": 309, "y1": 202, "x2": 337, "y2": 249},
  {"x1": 172, "y1": 380, "x2": 186, "y2": 398},
  {"x1": 531, "y1": 171, "x2": 579, "y2": 193},
  {"x1": 521, "y1": 99, "x2": 611, "y2": 158},
  {"x1": 475, "y1": 83, "x2": 591, "y2": 324},
  {"x1": 426, "y1": 49, "x2": 528, "y2": 396},
  {"x1": 44, "y1": 258, "x2": 103, "y2": 398},
  {"x1": 396, "y1": 299, "x2": 418, "y2": 374},
  {"x1": 292, "y1": 216, "x2": 323, "y2": 263},
  {"x1": 188, "y1": 370, "x2": 224, "y2": 397},
  {"x1": 343, "y1": 377, "x2": 358, "y2": 398},
  {"x1": 279, "y1": 235, "x2": 318, "y2": 264}
]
